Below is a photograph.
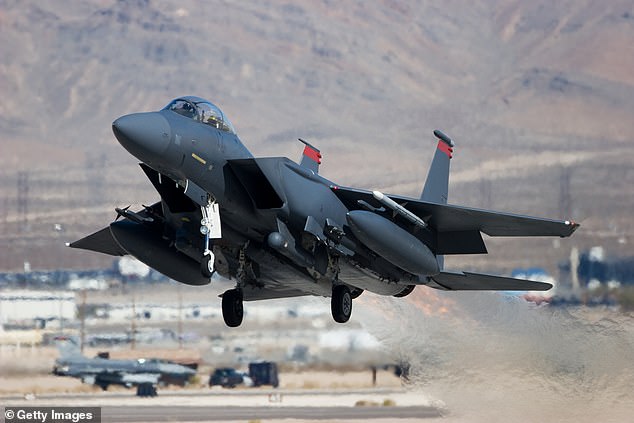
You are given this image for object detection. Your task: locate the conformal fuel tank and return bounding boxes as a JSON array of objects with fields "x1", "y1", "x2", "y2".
[
  {"x1": 346, "y1": 210, "x2": 439, "y2": 276},
  {"x1": 110, "y1": 220, "x2": 210, "y2": 286}
]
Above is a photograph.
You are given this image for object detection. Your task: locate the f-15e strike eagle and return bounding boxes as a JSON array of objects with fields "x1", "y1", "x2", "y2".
[{"x1": 71, "y1": 96, "x2": 578, "y2": 327}]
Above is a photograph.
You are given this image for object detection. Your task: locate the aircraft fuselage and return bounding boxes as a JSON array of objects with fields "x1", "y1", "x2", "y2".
[{"x1": 113, "y1": 106, "x2": 414, "y2": 297}]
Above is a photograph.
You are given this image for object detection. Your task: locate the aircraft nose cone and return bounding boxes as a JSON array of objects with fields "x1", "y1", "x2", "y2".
[{"x1": 112, "y1": 112, "x2": 171, "y2": 161}]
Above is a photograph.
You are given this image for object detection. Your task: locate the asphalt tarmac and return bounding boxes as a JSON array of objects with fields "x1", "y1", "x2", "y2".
[
  {"x1": 1, "y1": 388, "x2": 444, "y2": 422},
  {"x1": 102, "y1": 405, "x2": 441, "y2": 421}
]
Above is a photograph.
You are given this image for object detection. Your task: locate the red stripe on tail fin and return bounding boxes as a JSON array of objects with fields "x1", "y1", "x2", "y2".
[
  {"x1": 437, "y1": 140, "x2": 453, "y2": 159},
  {"x1": 303, "y1": 145, "x2": 322, "y2": 164}
]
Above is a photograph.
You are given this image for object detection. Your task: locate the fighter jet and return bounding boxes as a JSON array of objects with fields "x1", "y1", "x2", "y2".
[
  {"x1": 70, "y1": 96, "x2": 579, "y2": 327},
  {"x1": 52, "y1": 336, "x2": 196, "y2": 397}
]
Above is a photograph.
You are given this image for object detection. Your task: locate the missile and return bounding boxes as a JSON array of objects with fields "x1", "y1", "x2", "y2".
[
  {"x1": 346, "y1": 210, "x2": 439, "y2": 276},
  {"x1": 372, "y1": 191, "x2": 427, "y2": 229},
  {"x1": 115, "y1": 207, "x2": 154, "y2": 224}
]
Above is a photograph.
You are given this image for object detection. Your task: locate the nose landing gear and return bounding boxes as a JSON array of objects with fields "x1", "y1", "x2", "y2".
[
  {"x1": 201, "y1": 251, "x2": 215, "y2": 278},
  {"x1": 199, "y1": 199, "x2": 221, "y2": 278}
]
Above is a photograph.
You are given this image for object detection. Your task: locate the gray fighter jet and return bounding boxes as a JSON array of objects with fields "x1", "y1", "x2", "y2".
[
  {"x1": 52, "y1": 336, "x2": 196, "y2": 396},
  {"x1": 70, "y1": 96, "x2": 579, "y2": 327}
]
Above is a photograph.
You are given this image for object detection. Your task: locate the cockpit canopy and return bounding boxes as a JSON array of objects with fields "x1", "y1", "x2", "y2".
[{"x1": 163, "y1": 96, "x2": 236, "y2": 134}]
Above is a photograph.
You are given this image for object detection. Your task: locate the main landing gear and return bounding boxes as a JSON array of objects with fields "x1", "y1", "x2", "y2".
[
  {"x1": 222, "y1": 288, "x2": 244, "y2": 327},
  {"x1": 331, "y1": 285, "x2": 352, "y2": 323}
]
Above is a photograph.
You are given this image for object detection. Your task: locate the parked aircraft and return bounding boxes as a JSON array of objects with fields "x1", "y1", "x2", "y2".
[
  {"x1": 70, "y1": 96, "x2": 578, "y2": 327},
  {"x1": 52, "y1": 336, "x2": 196, "y2": 396}
]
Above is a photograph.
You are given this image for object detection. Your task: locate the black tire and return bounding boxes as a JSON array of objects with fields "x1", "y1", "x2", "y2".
[
  {"x1": 222, "y1": 289, "x2": 244, "y2": 327},
  {"x1": 201, "y1": 254, "x2": 214, "y2": 278},
  {"x1": 331, "y1": 285, "x2": 352, "y2": 323}
]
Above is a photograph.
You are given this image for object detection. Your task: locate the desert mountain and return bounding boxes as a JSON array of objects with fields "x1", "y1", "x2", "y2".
[{"x1": 1, "y1": 0, "x2": 632, "y2": 271}]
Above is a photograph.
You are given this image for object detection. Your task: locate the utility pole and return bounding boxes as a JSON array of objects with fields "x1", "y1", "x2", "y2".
[
  {"x1": 79, "y1": 290, "x2": 87, "y2": 353},
  {"x1": 131, "y1": 294, "x2": 136, "y2": 350},
  {"x1": 1, "y1": 187, "x2": 7, "y2": 235},
  {"x1": 17, "y1": 171, "x2": 29, "y2": 232},
  {"x1": 178, "y1": 287, "x2": 183, "y2": 350}
]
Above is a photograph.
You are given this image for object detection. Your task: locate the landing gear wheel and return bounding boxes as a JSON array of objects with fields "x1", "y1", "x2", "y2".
[
  {"x1": 201, "y1": 252, "x2": 214, "y2": 278},
  {"x1": 222, "y1": 289, "x2": 244, "y2": 327},
  {"x1": 331, "y1": 285, "x2": 352, "y2": 323}
]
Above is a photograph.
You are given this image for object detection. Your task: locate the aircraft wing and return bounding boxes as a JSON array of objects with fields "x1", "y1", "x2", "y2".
[
  {"x1": 68, "y1": 226, "x2": 127, "y2": 256},
  {"x1": 68, "y1": 202, "x2": 162, "y2": 256},
  {"x1": 425, "y1": 270, "x2": 552, "y2": 291},
  {"x1": 331, "y1": 185, "x2": 579, "y2": 237}
]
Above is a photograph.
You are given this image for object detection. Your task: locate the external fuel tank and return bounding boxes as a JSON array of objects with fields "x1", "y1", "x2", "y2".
[{"x1": 346, "y1": 210, "x2": 439, "y2": 276}]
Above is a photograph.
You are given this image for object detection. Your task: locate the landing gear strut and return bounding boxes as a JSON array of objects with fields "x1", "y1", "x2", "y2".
[
  {"x1": 199, "y1": 199, "x2": 221, "y2": 278},
  {"x1": 222, "y1": 288, "x2": 244, "y2": 327},
  {"x1": 331, "y1": 285, "x2": 352, "y2": 323}
]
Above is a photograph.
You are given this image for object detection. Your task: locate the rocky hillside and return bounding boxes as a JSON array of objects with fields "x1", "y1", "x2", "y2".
[{"x1": 1, "y1": 0, "x2": 633, "y2": 272}]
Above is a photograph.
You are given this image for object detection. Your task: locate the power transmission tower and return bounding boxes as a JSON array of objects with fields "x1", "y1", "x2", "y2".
[{"x1": 559, "y1": 167, "x2": 571, "y2": 219}]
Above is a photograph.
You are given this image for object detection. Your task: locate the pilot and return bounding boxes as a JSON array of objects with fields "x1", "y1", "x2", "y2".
[{"x1": 182, "y1": 102, "x2": 195, "y2": 117}]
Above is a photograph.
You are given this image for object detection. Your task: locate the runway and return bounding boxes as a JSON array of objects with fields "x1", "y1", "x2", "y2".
[
  {"x1": 102, "y1": 405, "x2": 441, "y2": 421},
  {"x1": 1, "y1": 388, "x2": 444, "y2": 422}
]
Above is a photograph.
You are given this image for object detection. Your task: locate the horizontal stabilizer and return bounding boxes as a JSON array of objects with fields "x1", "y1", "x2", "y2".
[{"x1": 426, "y1": 271, "x2": 552, "y2": 291}]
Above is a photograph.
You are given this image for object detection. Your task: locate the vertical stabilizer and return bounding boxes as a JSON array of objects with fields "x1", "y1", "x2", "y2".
[
  {"x1": 420, "y1": 130, "x2": 453, "y2": 204},
  {"x1": 298, "y1": 138, "x2": 321, "y2": 174},
  {"x1": 421, "y1": 130, "x2": 454, "y2": 271},
  {"x1": 54, "y1": 335, "x2": 83, "y2": 359}
]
